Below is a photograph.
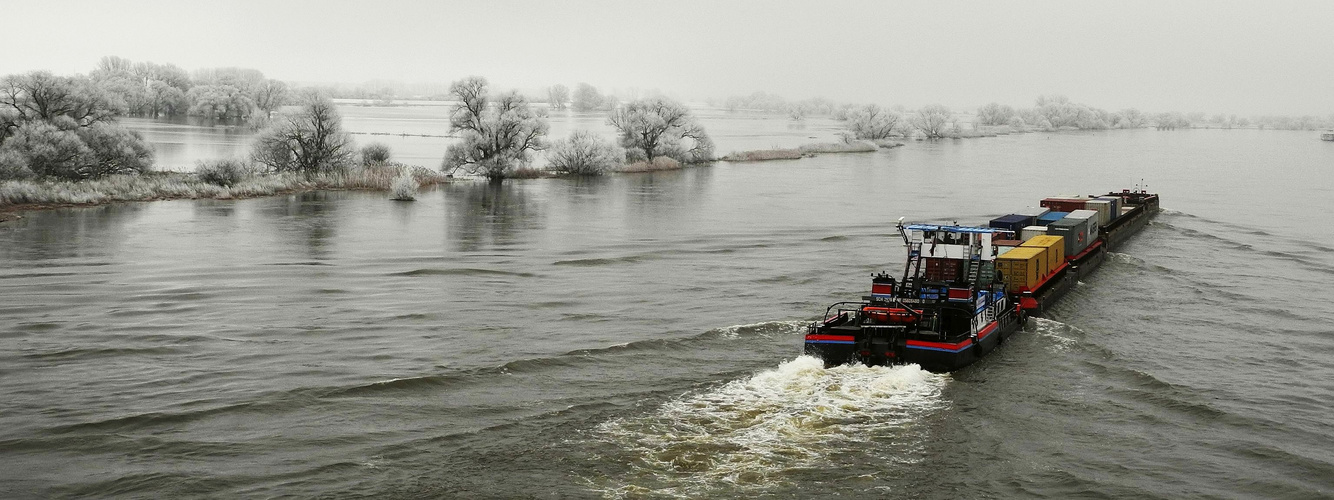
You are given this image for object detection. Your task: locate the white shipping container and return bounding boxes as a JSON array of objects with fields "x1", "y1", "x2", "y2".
[
  {"x1": 1065, "y1": 209, "x2": 1099, "y2": 220},
  {"x1": 1020, "y1": 225, "x2": 1048, "y2": 241},
  {"x1": 1086, "y1": 199, "x2": 1112, "y2": 225}
]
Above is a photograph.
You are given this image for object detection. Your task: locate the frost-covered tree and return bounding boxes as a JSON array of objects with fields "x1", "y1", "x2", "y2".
[
  {"x1": 846, "y1": 104, "x2": 903, "y2": 140},
  {"x1": 912, "y1": 104, "x2": 953, "y2": 139},
  {"x1": 547, "y1": 84, "x2": 570, "y2": 110},
  {"x1": 252, "y1": 79, "x2": 289, "y2": 118},
  {"x1": 571, "y1": 83, "x2": 605, "y2": 112},
  {"x1": 976, "y1": 102, "x2": 1015, "y2": 126},
  {"x1": 251, "y1": 91, "x2": 354, "y2": 173},
  {"x1": 187, "y1": 85, "x2": 254, "y2": 119},
  {"x1": 607, "y1": 97, "x2": 713, "y2": 163},
  {"x1": 0, "y1": 71, "x2": 151, "y2": 180},
  {"x1": 547, "y1": 130, "x2": 623, "y2": 175},
  {"x1": 440, "y1": 76, "x2": 549, "y2": 179}
]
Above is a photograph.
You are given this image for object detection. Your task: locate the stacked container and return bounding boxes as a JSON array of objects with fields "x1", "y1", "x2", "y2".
[
  {"x1": 1041, "y1": 197, "x2": 1088, "y2": 213},
  {"x1": 995, "y1": 247, "x2": 1046, "y2": 292},
  {"x1": 1037, "y1": 211, "x2": 1069, "y2": 226},
  {"x1": 993, "y1": 239, "x2": 1023, "y2": 257},
  {"x1": 989, "y1": 214, "x2": 1037, "y2": 232},
  {"x1": 1020, "y1": 235, "x2": 1066, "y2": 276},
  {"x1": 1095, "y1": 196, "x2": 1121, "y2": 219},
  {"x1": 1020, "y1": 225, "x2": 1048, "y2": 241},
  {"x1": 1065, "y1": 210, "x2": 1102, "y2": 239},
  {"x1": 1084, "y1": 199, "x2": 1113, "y2": 225},
  {"x1": 923, "y1": 258, "x2": 963, "y2": 282},
  {"x1": 1046, "y1": 216, "x2": 1098, "y2": 257}
]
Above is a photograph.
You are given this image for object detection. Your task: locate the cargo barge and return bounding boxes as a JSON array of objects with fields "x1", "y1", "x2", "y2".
[{"x1": 805, "y1": 188, "x2": 1159, "y2": 372}]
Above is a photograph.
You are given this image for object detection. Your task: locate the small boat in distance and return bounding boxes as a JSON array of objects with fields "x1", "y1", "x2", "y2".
[
  {"x1": 1321, "y1": 130, "x2": 1334, "y2": 141},
  {"x1": 804, "y1": 189, "x2": 1159, "y2": 372}
]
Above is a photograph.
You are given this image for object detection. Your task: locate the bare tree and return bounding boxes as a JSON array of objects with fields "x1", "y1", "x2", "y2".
[
  {"x1": 912, "y1": 104, "x2": 952, "y2": 138},
  {"x1": 252, "y1": 79, "x2": 289, "y2": 118},
  {"x1": 846, "y1": 104, "x2": 902, "y2": 140},
  {"x1": 251, "y1": 91, "x2": 354, "y2": 173},
  {"x1": 1, "y1": 72, "x2": 125, "y2": 129},
  {"x1": 546, "y1": 84, "x2": 570, "y2": 110},
  {"x1": 607, "y1": 97, "x2": 713, "y2": 163},
  {"x1": 441, "y1": 76, "x2": 549, "y2": 179}
]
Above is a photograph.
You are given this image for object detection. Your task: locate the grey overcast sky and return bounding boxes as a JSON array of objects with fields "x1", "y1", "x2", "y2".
[{"x1": 2, "y1": 0, "x2": 1331, "y2": 115}]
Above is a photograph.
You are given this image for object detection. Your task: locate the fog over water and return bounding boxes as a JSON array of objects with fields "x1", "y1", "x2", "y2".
[{"x1": 3, "y1": 0, "x2": 1333, "y2": 115}]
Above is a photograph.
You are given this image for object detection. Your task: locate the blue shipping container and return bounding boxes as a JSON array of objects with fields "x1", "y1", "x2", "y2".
[
  {"x1": 1037, "y1": 211, "x2": 1069, "y2": 226},
  {"x1": 989, "y1": 214, "x2": 1036, "y2": 232}
]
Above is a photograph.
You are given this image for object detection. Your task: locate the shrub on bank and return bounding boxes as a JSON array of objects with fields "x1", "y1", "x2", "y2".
[
  {"x1": 546, "y1": 130, "x2": 623, "y2": 175},
  {"x1": 620, "y1": 157, "x2": 682, "y2": 173},
  {"x1": 196, "y1": 158, "x2": 253, "y2": 186},
  {"x1": 0, "y1": 166, "x2": 448, "y2": 208},
  {"x1": 798, "y1": 141, "x2": 877, "y2": 154},
  {"x1": 720, "y1": 149, "x2": 805, "y2": 161},
  {"x1": 389, "y1": 171, "x2": 416, "y2": 201},
  {"x1": 361, "y1": 143, "x2": 392, "y2": 165}
]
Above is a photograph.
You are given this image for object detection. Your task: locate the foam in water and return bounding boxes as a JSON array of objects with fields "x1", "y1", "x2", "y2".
[
  {"x1": 708, "y1": 320, "x2": 808, "y2": 339},
  {"x1": 590, "y1": 356, "x2": 948, "y2": 497},
  {"x1": 1031, "y1": 317, "x2": 1080, "y2": 351}
]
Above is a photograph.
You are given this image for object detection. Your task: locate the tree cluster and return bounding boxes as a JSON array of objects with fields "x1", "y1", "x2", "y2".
[
  {"x1": 0, "y1": 71, "x2": 152, "y2": 180},
  {"x1": 90, "y1": 56, "x2": 288, "y2": 120},
  {"x1": 571, "y1": 83, "x2": 617, "y2": 112}
]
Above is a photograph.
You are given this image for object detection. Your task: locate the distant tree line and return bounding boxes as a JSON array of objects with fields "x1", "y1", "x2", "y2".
[{"x1": 89, "y1": 56, "x2": 289, "y2": 120}]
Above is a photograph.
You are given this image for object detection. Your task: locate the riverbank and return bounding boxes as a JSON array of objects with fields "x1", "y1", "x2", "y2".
[{"x1": 0, "y1": 165, "x2": 448, "y2": 219}]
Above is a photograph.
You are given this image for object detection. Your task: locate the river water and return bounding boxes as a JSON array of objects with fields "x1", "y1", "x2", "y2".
[{"x1": 2, "y1": 120, "x2": 1333, "y2": 498}]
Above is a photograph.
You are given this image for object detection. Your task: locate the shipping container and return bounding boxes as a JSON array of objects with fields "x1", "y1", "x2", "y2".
[
  {"x1": 1014, "y1": 206, "x2": 1050, "y2": 218},
  {"x1": 1020, "y1": 225, "x2": 1048, "y2": 241},
  {"x1": 923, "y1": 257, "x2": 964, "y2": 282},
  {"x1": 1037, "y1": 211, "x2": 1069, "y2": 226},
  {"x1": 1021, "y1": 235, "x2": 1066, "y2": 276},
  {"x1": 1085, "y1": 199, "x2": 1113, "y2": 225},
  {"x1": 1041, "y1": 198, "x2": 1088, "y2": 213},
  {"x1": 995, "y1": 246, "x2": 1046, "y2": 292},
  {"x1": 1047, "y1": 217, "x2": 1098, "y2": 256},
  {"x1": 989, "y1": 214, "x2": 1036, "y2": 232},
  {"x1": 1065, "y1": 209, "x2": 1099, "y2": 221},
  {"x1": 1095, "y1": 196, "x2": 1121, "y2": 218}
]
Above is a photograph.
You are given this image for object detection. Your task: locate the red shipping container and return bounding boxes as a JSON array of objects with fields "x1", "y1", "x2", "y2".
[{"x1": 1041, "y1": 198, "x2": 1088, "y2": 213}]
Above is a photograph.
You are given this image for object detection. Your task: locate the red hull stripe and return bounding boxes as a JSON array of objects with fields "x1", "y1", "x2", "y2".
[
  {"x1": 806, "y1": 334, "x2": 855, "y2": 342},
  {"x1": 906, "y1": 338, "x2": 973, "y2": 351},
  {"x1": 976, "y1": 321, "x2": 999, "y2": 340}
]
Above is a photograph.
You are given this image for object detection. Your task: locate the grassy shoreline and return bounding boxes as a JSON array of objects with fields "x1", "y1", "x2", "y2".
[{"x1": 0, "y1": 165, "x2": 448, "y2": 219}]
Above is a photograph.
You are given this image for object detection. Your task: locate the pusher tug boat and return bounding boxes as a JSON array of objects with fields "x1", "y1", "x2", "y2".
[{"x1": 805, "y1": 188, "x2": 1160, "y2": 372}]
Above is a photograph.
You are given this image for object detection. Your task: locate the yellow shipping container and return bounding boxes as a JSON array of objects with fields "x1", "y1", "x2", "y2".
[
  {"x1": 1021, "y1": 235, "x2": 1066, "y2": 276},
  {"x1": 995, "y1": 246, "x2": 1045, "y2": 292}
]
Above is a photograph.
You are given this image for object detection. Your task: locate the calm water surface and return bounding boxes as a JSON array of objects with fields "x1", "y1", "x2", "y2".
[{"x1": 2, "y1": 128, "x2": 1333, "y2": 498}]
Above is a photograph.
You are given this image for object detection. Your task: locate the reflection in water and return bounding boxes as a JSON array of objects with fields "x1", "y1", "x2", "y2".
[
  {"x1": 445, "y1": 181, "x2": 544, "y2": 252},
  {"x1": 0, "y1": 204, "x2": 146, "y2": 262},
  {"x1": 254, "y1": 191, "x2": 343, "y2": 260},
  {"x1": 624, "y1": 167, "x2": 713, "y2": 218}
]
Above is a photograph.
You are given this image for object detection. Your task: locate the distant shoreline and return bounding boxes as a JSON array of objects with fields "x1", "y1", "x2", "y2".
[{"x1": 0, "y1": 166, "x2": 448, "y2": 220}]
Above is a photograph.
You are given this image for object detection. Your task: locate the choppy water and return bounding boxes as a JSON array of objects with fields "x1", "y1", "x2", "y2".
[{"x1": 2, "y1": 128, "x2": 1333, "y2": 498}]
